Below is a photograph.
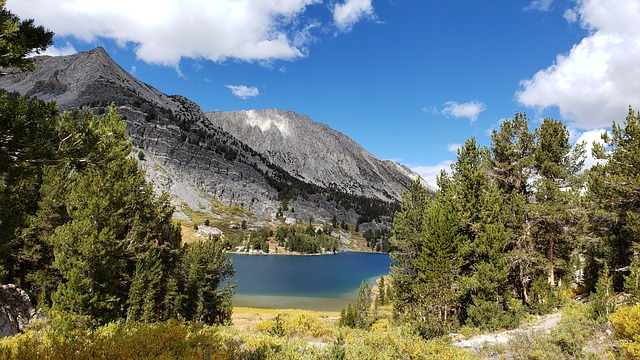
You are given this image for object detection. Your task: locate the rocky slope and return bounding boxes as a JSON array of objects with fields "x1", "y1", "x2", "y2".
[
  {"x1": 207, "y1": 109, "x2": 419, "y2": 203},
  {"x1": 0, "y1": 47, "x2": 422, "y2": 224}
]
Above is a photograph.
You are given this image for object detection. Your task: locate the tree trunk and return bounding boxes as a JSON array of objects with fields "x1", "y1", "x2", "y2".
[{"x1": 548, "y1": 234, "x2": 555, "y2": 286}]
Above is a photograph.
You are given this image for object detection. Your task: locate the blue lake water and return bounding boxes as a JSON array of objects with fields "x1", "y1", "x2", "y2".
[{"x1": 229, "y1": 252, "x2": 391, "y2": 311}]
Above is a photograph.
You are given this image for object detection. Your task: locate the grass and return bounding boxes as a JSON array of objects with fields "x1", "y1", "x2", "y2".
[{"x1": 231, "y1": 307, "x2": 339, "y2": 332}]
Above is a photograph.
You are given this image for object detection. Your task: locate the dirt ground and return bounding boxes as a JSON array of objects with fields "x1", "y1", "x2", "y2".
[{"x1": 452, "y1": 312, "x2": 562, "y2": 348}]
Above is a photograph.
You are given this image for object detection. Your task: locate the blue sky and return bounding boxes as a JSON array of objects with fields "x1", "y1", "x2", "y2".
[{"x1": 8, "y1": 0, "x2": 640, "y2": 186}]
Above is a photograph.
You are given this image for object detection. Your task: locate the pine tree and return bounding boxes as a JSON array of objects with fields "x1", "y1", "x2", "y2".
[
  {"x1": 465, "y1": 181, "x2": 516, "y2": 329},
  {"x1": 588, "y1": 107, "x2": 640, "y2": 289},
  {"x1": 488, "y1": 113, "x2": 538, "y2": 305},
  {"x1": 624, "y1": 254, "x2": 640, "y2": 304},
  {"x1": 390, "y1": 179, "x2": 431, "y2": 316},
  {"x1": 339, "y1": 301, "x2": 356, "y2": 328},
  {"x1": 355, "y1": 281, "x2": 372, "y2": 329},
  {"x1": 532, "y1": 118, "x2": 585, "y2": 287},
  {"x1": 180, "y1": 236, "x2": 236, "y2": 325},
  {"x1": 591, "y1": 263, "x2": 615, "y2": 318},
  {"x1": 33, "y1": 106, "x2": 181, "y2": 324},
  {"x1": 0, "y1": 0, "x2": 53, "y2": 72},
  {"x1": 0, "y1": 94, "x2": 58, "y2": 288},
  {"x1": 410, "y1": 181, "x2": 461, "y2": 336}
]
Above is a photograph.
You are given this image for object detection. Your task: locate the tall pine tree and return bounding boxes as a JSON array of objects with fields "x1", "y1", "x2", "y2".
[
  {"x1": 532, "y1": 118, "x2": 585, "y2": 286},
  {"x1": 588, "y1": 107, "x2": 640, "y2": 290}
]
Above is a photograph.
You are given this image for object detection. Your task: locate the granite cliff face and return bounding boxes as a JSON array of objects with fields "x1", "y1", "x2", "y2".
[
  {"x1": 206, "y1": 109, "x2": 420, "y2": 203},
  {"x1": 0, "y1": 47, "x2": 422, "y2": 223}
]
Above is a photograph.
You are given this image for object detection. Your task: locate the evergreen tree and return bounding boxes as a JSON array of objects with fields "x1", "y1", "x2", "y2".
[
  {"x1": 28, "y1": 106, "x2": 182, "y2": 324},
  {"x1": 588, "y1": 107, "x2": 640, "y2": 289},
  {"x1": 410, "y1": 179, "x2": 461, "y2": 336},
  {"x1": 0, "y1": 2, "x2": 54, "y2": 285},
  {"x1": 0, "y1": 0, "x2": 53, "y2": 72},
  {"x1": 624, "y1": 254, "x2": 640, "y2": 304},
  {"x1": 532, "y1": 118, "x2": 585, "y2": 286},
  {"x1": 376, "y1": 276, "x2": 386, "y2": 305},
  {"x1": 488, "y1": 112, "x2": 535, "y2": 197},
  {"x1": 389, "y1": 179, "x2": 431, "y2": 316},
  {"x1": 1, "y1": 97, "x2": 236, "y2": 326},
  {"x1": 181, "y1": 237, "x2": 236, "y2": 325},
  {"x1": 339, "y1": 301, "x2": 356, "y2": 328},
  {"x1": 465, "y1": 181, "x2": 516, "y2": 329},
  {"x1": 591, "y1": 263, "x2": 615, "y2": 318},
  {"x1": 0, "y1": 94, "x2": 58, "y2": 288},
  {"x1": 488, "y1": 113, "x2": 537, "y2": 305},
  {"x1": 450, "y1": 138, "x2": 488, "y2": 244},
  {"x1": 339, "y1": 281, "x2": 373, "y2": 329},
  {"x1": 355, "y1": 281, "x2": 372, "y2": 329}
]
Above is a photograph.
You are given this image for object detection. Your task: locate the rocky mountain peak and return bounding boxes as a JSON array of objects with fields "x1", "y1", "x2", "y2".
[
  {"x1": 206, "y1": 108, "x2": 420, "y2": 202},
  {"x1": 0, "y1": 47, "x2": 425, "y2": 224}
]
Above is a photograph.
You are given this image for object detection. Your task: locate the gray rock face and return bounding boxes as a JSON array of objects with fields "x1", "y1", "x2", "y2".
[
  {"x1": 0, "y1": 47, "x2": 423, "y2": 223},
  {"x1": 0, "y1": 284, "x2": 34, "y2": 338},
  {"x1": 206, "y1": 109, "x2": 421, "y2": 203}
]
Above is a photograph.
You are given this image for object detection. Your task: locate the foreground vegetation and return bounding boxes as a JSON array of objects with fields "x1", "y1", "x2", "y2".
[{"x1": 4, "y1": 299, "x2": 640, "y2": 359}]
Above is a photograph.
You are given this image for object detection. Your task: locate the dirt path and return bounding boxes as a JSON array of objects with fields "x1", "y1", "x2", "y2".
[{"x1": 452, "y1": 312, "x2": 562, "y2": 349}]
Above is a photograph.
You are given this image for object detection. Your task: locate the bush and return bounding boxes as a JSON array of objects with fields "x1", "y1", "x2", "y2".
[
  {"x1": 611, "y1": 303, "x2": 640, "y2": 359},
  {"x1": 0, "y1": 320, "x2": 230, "y2": 360},
  {"x1": 255, "y1": 313, "x2": 337, "y2": 340}
]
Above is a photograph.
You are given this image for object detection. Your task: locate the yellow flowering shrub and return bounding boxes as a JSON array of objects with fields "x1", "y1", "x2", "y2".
[{"x1": 610, "y1": 302, "x2": 640, "y2": 359}]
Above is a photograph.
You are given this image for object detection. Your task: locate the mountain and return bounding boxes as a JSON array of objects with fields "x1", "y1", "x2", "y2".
[
  {"x1": 0, "y1": 47, "x2": 423, "y2": 224},
  {"x1": 206, "y1": 109, "x2": 419, "y2": 203}
]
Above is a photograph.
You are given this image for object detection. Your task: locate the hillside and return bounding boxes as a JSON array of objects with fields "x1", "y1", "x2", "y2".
[{"x1": 0, "y1": 47, "x2": 425, "y2": 227}]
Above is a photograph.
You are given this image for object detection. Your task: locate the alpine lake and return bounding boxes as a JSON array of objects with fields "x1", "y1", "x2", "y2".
[{"x1": 229, "y1": 252, "x2": 391, "y2": 311}]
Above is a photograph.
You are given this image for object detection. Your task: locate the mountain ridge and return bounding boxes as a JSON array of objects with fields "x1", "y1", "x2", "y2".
[{"x1": 0, "y1": 47, "x2": 425, "y2": 225}]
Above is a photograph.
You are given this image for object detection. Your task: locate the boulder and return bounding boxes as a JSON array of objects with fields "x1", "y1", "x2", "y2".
[{"x1": 0, "y1": 284, "x2": 34, "y2": 338}]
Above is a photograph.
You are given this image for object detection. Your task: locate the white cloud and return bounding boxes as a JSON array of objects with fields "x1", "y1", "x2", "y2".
[
  {"x1": 563, "y1": 8, "x2": 578, "y2": 22},
  {"x1": 447, "y1": 143, "x2": 462, "y2": 153},
  {"x1": 226, "y1": 85, "x2": 260, "y2": 99},
  {"x1": 6, "y1": 0, "x2": 323, "y2": 66},
  {"x1": 440, "y1": 101, "x2": 487, "y2": 122},
  {"x1": 517, "y1": 0, "x2": 640, "y2": 130},
  {"x1": 525, "y1": 0, "x2": 554, "y2": 12},
  {"x1": 35, "y1": 42, "x2": 77, "y2": 57},
  {"x1": 575, "y1": 128, "x2": 609, "y2": 168},
  {"x1": 411, "y1": 160, "x2": 453, "y2": 189},
  {"x1": 333, "y1": 0, "x2": 375, "y2": 32}
]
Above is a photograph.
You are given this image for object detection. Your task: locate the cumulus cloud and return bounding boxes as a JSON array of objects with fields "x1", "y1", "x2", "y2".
[
  {"x1": 411, "y1": 160, "x2": 453, "y2": 189},
  {"x1": 333, "y1": 0, "x2": 375, "y2": 32},
  {"x1": 517, "y1": 0, "x2": 640, "y2": 130},
  {"x1": 35, "y1": 42, "x2": 77, "y2": 57},
  {"x1": 226, "y1": 85, "x2": 260, "y2": 99},
  {"x1": 440, "y1": 101, "x2": 487, "y2": 122},
  {"x1": 575, "y1": 128, "x2": 609, "y2": 169},
  {"x1": 525, "y1": 0, "x2": 554, "y2": 12},
  {"x1": 6, "y1": 0, "x2": 325, "y2": 66}
]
